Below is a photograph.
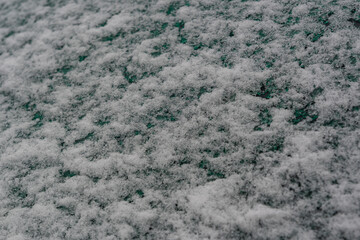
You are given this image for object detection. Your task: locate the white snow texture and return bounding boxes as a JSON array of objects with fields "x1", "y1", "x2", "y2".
[{"x1": 0, "y1": 0, "x2": 359, "y2": 239}]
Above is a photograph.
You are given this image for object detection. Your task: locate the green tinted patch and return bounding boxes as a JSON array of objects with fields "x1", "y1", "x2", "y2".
[
  {"x1": 5, "y1": 30, "x2": 15, "y2": 38},
  {"x1": 217, "y1": 125, "x2": 227, "y2": 132},
  {"x1": 136, "y1": 189, "x2": 144, "y2": 198},
  {"x1": 56, "y1": 205, "x2": 75, "y2": 216},
  {"x1": 33, "y1": 121, "x2": 43, "y2": 128},
  {"x1": 180, "y1": 36, "x2": 187, "y2": 44},
  {"x1": 324, "y1": 119, "x2": 345, "y2": 128},
  {"x1": 32, "y1": 111, "x2": 43, "y2": 122},
  {"x1": 198, "y1": 160, "x2": 225, "y2": 179},
  {"x1": 292, "y1": 104, "x2": 318, "y2": 125},
  {"x1": 310, "y1": 87, "x2": 324, "y2": 98},
  {"x1": 349, "y1": 55, "x2": 357, "y2": 65},
  {"x1": 213, "y1": 151, "x2": 220, "y2": 158},
  {"x1": 265, "y1": 59, "x2": 275, "y2": 68},
  {"x1": 78, "y1": 55, "x2": 88, "y2": 62},
  {"x1": 312, "y1": 30, "x2": 324, "y2": 42},
  {"x1": 251, "y1": 47, "x2": 263, "y2": 56},
  {"x1": 207, "y1": 169, "x2": 225, "y2": 179},
  {"x1": 197, "y1": 86, "x2": 212, "y2": 99},
  {"x1": 97, "y1": 19, "x2": 108, "y2": 27},
  {"x1": 121, "y1": 69, "x2": 156, "y2": 83},
  {"x1": 59, "y1": 169, "x2": 79, "y2": 178},
  {"x1": 287, "y1": 29, "x2": 300, "y2": 38},
  {"x1": 124, "y1": 194, "x2": 132, "y2": 202},
  {"x1": 10, "y1": 186, "x2": 28, "y2": 199},
  {"x1": 151, "y1": 51, "x2": 161, "y2": 57},
  {"x1": 101, "y1": 30, "x2": 125, "y2": 42},
  {"x1": 253, "y1": 126, "x2": 263, "y2": 131},
  {"x1": 309, "y1": 7, "x2": 319, "y2": 16},
  {"x1": 74, "y1": 132, "x2": 94, "y2": 144},
  {"x1": 150, "y1": 22, "x2": 168, "y2": 37},
  {"x1": 256, "y1": 77, "x2": 276, "y2": 99},
  {"x1": 318, "y1": 12, "x2": 333, "y2": 26},
  {"x1": 221, "y1": 55, "x2": 233, "y2": 68},
  {"x1": 151, "y1": 43, "x2": 170, "y2": 57},
  {"x1": 177, "y1": 156, "x2": 191, "y2": 165},
  {"x1": 193, "y1": 42, "x2": 204, "y2": 50},
  {"x1": 114, "y1": 135, "x2": 124, "y2": 146},
  {"x1": 305, "y1": 29, "x2": 325, "y2": 42},
  {"x1": 284, "y1": 16, "x2": 300, "y2": 26},
  {"x1": 150, "y1": 29, "x2": 161, "y2": 37},
  {"x1": 162, "y1": 22, "x2": 169, "y2": 30},
  {"x1": 246, "y1": 13, "x2": 262, "y2": 21},
  {"x1": 122, "y1": 67, "x2": 137, "y2": 83},
  {"x1": 352, "y1": 105, "x2": 360, "y2": 111},
  {"x1": 258, "y1": 29, "x2": 266, "y2": 38},
  {"x1": 198, "y1": 159, "x2": 209, "y2": 169},
  {"x1": 174, "y1": 20, "x2": 185, "y2": 32},
  {"x1": 268, "y1": 137, "x2": 284, "y2": 152},
  {"x1": 147, "y1": 122, "x2": 155, "y2": 128},
  {"x1": 156, "y1": 112, "x2": 177, "y2": 122},
  {"x1": 95, "y1": 116, "x2": 110, "y2": 126},
  {"x1": 348, "y1": 18, "x2": 360, "y2": 28},
  {"x1": 23, "y1": 102, "x2": 36, "y2": 111},
  {"x1": 292, "y1": 108, "x2": 308, "y2": 125},
  {"x1": 259, "y1": 109, "x2": 272, "y2": 126},
  {"x1": 166, "y1": 2, "x2": 180, "y2": 15},
  {"x1": 295, "y1": 58, "x2": 305, "y2": 68},
  {"x1": 346, "y1": 74, "x2": 358, "y2": 82},
  {"x1": 256, "y1": 136, "x2": 284, "y2": 154},
  {"x1": 57, "y1": 65, "x2": 73, "y2": 75}
]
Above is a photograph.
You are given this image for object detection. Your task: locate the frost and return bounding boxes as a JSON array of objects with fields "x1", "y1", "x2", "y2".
[{"x1": 1, "y1": 0, "x2": 360, "y2": 239}]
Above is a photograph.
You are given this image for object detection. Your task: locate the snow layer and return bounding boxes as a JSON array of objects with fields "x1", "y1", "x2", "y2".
[{"x1": 0, "y1": 0, "x2": 359, "y2": 239}]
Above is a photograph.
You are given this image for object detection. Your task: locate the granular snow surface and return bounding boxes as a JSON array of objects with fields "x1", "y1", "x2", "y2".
[{"x1": 0, "y1": 0, "x2": 360, "y2": 239}]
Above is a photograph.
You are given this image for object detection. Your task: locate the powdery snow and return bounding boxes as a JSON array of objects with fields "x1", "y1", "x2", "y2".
[{"x1": 0, "y1": 0, "x2": 359, "y2": 239}]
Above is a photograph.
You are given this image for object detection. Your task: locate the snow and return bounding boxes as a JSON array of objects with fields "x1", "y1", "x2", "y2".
[{"x1": 1, "y1": 0, "x2": 360, "y2": 239}]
